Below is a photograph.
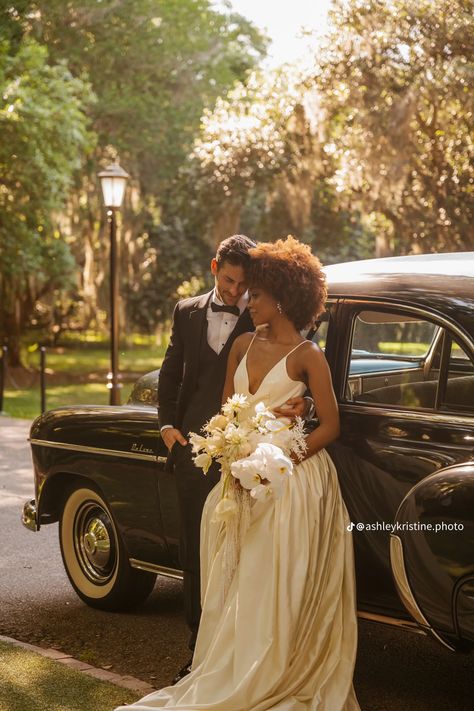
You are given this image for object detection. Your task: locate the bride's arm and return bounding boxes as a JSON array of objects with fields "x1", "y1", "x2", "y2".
[
  {"x1": 300, "y1": 345, "x2": 340, "y2": 459},
  {"x1": 221, "y1": 333, "x2": 252, "y2": 404}
]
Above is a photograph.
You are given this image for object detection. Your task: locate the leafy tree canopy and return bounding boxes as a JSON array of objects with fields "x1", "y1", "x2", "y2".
[
  {"x1": 0, "y1": 36, "x2": 94, "y2": 361},
  {"x1": 317, "y1": 0, "x2": 474, "y2": 251}
]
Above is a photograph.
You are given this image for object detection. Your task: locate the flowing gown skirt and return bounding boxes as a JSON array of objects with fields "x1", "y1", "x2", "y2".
[{"x1": 117, "y1": 449, "x2": 360, "y2": 710}]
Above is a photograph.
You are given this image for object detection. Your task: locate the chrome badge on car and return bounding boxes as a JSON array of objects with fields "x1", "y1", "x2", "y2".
[{"x1": 131, "y1": 443, "x2": 154, "y2": 454}]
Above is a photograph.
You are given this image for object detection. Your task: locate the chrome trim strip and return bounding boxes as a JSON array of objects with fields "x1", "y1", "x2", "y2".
[
  {"x1": 29, "y1": 438, "x2": 166, "y2": 464},
  {"x1": 129, "y1": 559, "x2": 183, "y2": 580},
  {"x1": 340, "y1": 403, "x2": 473, "y2": 427},
  {"x1": 357, "y1": 610, "x2": 426, "y2": 635},
  {"x1": 389, "y1": 534, "x2": 455, "y2": 651},
  {"x1": 349, "y1": 367, "x2": 428, "y2": 379}
]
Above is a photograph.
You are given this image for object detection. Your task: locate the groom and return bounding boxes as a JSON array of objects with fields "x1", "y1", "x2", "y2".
[{"x1": 158, "y1": 234, "x2": 308, "y2": 682}]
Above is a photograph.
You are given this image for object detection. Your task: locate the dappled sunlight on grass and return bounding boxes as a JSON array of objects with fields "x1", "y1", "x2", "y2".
[{"x1": 0, "y1": 640, "x2": 138, "y2": 710}]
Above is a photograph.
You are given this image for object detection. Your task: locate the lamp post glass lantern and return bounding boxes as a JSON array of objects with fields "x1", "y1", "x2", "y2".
[{"x1": 98, "y1": 162, "x2": 129, "y2": 405}]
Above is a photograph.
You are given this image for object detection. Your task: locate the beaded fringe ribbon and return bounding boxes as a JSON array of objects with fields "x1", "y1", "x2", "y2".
[{"x1": 220, "y1": 477, "x2": 251, "y2": 606}]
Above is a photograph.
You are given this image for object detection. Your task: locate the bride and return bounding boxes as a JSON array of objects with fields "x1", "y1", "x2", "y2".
[{"x1": 116, "y1": 236, "x2": 360, "y2": 710}]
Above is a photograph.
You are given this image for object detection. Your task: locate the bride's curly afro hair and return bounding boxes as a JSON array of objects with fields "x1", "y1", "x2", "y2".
[{"x1": 248, "y1": 235, "x2": 327, "y2": 331}]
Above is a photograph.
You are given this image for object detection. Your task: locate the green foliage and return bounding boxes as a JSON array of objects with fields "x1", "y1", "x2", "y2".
[
  {"x1": 318, "y1": 0, "x2": 474, "y2": 251},
  {"x1": 0, "y1": 0, "x2": 267, "y2": 348},
  {"x1": 0, "y1": 37, "x2": 94, "y2": 361},
  {"x1": 25, "y1": 0, "x2": 268, "y2": 192}
]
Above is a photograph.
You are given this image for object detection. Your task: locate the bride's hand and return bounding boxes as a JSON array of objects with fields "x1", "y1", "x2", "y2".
[{"x1": 272, "y1": 396, "x2": 306, "y2": 420}]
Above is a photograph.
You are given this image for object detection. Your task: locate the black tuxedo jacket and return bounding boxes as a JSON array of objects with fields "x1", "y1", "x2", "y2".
[{"x1": 158, "y1": 290, "x2": 254, "y2": 433}]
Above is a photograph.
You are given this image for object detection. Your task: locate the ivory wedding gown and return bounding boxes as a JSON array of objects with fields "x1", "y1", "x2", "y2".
[{"x1": 116, "y1": 343, "x2": 360, "y2": 710}]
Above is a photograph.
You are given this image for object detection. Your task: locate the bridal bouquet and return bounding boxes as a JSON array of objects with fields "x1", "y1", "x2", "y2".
[{"x1": 190, "y1": 394, "x2": 307, "y2": 522}]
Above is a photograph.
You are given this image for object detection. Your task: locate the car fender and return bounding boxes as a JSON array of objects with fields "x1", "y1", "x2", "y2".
[{"x1": 390, "y1": 461, "x2": 474, "y2": 651}]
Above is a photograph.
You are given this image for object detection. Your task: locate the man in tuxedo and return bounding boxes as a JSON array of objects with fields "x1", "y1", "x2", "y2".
[{"x1": 158, "y1": 234, "x2": 308, "y2": 681}]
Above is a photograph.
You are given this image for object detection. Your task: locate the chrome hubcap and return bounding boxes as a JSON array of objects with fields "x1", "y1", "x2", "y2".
[{"x1": 74, "y1": 503, "x2": 117, "y2": 584}]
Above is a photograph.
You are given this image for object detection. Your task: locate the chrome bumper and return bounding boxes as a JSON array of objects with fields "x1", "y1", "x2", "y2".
[{"x1": 21, "y1": 499, "x2": 38, "y2": 532}]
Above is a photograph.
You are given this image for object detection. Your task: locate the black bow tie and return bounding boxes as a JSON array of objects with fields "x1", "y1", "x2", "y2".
[{"x1": 210, "y1": 302, "x2": 240, "y2": 317}]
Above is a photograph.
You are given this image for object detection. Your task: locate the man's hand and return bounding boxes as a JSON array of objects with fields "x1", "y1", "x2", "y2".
[
  {"x1": 272, "y1": 396, "x2": 308, "y2": 420},
  {"x1": 161, "y1": 427, "x2": 188, "y2": 451}
]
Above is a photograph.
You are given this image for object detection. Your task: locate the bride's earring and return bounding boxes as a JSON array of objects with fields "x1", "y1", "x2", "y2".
[{"x1": 277, "y1": 302, "x2": 283, "y2": 314}]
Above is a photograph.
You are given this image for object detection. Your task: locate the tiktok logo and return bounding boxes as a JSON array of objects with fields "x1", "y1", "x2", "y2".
[{"x1": 346, "y1": 522, "x2": 355, "y2": 531}]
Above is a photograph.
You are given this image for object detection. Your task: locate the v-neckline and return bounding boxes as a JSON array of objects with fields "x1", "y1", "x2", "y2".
[{"x1": 244, "y1": 340, "x2": 306, "y2": 396}]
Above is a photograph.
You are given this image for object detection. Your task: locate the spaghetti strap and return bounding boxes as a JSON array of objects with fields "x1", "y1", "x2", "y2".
[
  {"x1": 244, "y1": 331, "x2": 259, "y2": 358},
  {"x1": 284, "y1": 339, "x2": 307, "y2": 360}
]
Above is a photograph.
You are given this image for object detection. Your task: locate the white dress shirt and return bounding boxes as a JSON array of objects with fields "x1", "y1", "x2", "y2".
[{"x1": 206, "y1": 288, "x2": 249, "y2": 355}]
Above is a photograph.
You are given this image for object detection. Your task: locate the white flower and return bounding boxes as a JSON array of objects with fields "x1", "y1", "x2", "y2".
[
  {"x1": 250, "y1": 483, "x2": 272, "y2": 501},
  {"x1": 189, "y1": 433, "x2": 208, "y2": 454},
  {"x1": 265, "y1": 417, "x2": 291, "y2": 432},
  {"x1": 194, "y1": 452, "x2": 212, "y2": 474},
  {"x1": 266, "y1": 481, "x2": 285, "y2": 499},
  {"x1": 224, "y1": 423, "x2": 252, "y2": 457},
  {"x1": 212, "y1": 495, "x2": 238, "y2": 522},
  {"x1": 258, "y1": 443, "x2": 293, "y2": 479},
  {"x1": 262, "y1": 419, "x2": 294, "y2": 450},
  {"x1": 205, "y1": 430, "x2": 226, "y2": 454},
  {"x1": 231, "y1": 456, "x2": 263, "y2": 490},
  {"x1": 251, "y1": 401, "x2": 276, "y2": 428},
  {"x1": 205, "y1": 413, "x2": 229, "y2": 431},
  {"x1": 222, "y1": 393, "x2": 250, "y2": 418}
]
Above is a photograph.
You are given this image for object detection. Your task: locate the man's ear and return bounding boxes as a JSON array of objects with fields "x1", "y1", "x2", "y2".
[{"x1": 210, "y1": 258, "x2": 218, "y2": 276}]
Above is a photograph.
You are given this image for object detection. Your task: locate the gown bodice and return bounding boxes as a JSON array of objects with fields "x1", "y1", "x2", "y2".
[{"x1": 233, "y1": 337, "x2": 307, "y2": 412}]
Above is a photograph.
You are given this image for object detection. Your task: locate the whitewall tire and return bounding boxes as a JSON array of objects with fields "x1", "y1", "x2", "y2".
[{"x1": 59, "y1": 486, "x2": 156, "y2": 610}]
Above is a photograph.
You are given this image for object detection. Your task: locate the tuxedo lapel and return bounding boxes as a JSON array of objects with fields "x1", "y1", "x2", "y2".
[{"x1": 185, "y1": 291, "x2": 212, "y2": 387}]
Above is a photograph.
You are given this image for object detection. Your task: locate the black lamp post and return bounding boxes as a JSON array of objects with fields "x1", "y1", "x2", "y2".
[{"x1": 98, "y1": 162, "x2": 129, "y2": 405}]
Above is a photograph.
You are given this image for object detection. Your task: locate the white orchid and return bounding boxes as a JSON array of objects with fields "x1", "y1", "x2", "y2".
[
  {"x1": 250, "y1": 483, "x2": 272, "y2": 501},
  {"x1": 231, "y1": 452, "x2": 265, "y2": 490}
]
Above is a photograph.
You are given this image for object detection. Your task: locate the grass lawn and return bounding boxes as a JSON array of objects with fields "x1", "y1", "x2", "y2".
[
  {"x1": 2, "y1": 342, "x2": 167, "y2": 420},
  {"x1": 3, "y1": 383, "x2": 136, "y2": 420},
  {"x1": 0, "y1": 639, "x2": 139, "y2": 711},
  {"x1": 24, "y1": 344, "x2": 167, "y2": 376}
]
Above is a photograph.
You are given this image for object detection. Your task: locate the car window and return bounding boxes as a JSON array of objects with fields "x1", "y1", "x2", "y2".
[
  {"x1": 442, "y1": 339, "x2": 474, "y2": 413},
  {"x1": 351, "y1": 310, "x2": 437, "y2": 358},
  {"x1": 346, "y1": 310, "x2": 440, "y2": 409}
]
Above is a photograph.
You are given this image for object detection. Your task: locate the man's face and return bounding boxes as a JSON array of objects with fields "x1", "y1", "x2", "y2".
[{"x1": 211, "y1": 258, "x2": 248, "y2": 306}]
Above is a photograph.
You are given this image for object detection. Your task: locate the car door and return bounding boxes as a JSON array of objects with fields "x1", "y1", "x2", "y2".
[{"x1": 327, "y1": 299, "x2": 474, "y2": 619}]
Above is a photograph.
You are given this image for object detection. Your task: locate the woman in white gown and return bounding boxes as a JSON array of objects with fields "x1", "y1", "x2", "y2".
[{"x1": 116, "y1": 236, "x2": 360, "y2": 710}]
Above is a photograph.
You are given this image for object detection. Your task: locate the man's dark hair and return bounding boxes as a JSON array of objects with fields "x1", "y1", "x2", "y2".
[{"x1": 215, "y1": 234, "x2": 256, "y2": 269}]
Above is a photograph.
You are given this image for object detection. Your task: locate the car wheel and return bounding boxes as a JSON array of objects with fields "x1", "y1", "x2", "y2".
[{"x1": 59, "y1": 486, "x2": 156, "y2": 611}]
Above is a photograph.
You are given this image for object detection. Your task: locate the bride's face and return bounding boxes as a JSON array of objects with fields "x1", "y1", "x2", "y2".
[{"x1": 248, "y1": 287, "x2": 279, "y2": 325}]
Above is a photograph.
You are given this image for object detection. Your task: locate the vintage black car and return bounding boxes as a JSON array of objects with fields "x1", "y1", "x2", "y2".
[{"x1": 23, "y1": 252, "x2": 474, "y2": 654}]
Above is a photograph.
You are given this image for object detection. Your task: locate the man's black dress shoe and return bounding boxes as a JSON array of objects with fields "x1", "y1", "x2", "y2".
[{"x1": 171, "y1": 658, "x2": 193, "y2": 685}]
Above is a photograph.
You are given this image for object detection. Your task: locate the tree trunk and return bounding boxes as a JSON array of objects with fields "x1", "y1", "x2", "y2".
[{"x1": 210, "y1": 201, "x2": 242, "y2": 249}]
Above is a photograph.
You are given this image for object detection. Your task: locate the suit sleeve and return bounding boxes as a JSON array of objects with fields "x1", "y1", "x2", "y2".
[{"x1": 158, "y1": 302, "x2": 185, "y2": 429}]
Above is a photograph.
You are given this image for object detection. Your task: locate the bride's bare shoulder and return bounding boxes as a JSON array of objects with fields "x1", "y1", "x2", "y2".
[
  {"x1": 231, "y1": 332, "x2": 254, "y2": 359},
  {"x1": 294, "y1": 340, "x2": 326, "y2": 363}
]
